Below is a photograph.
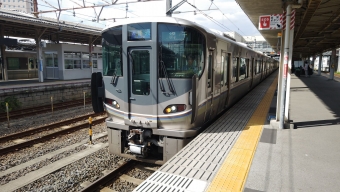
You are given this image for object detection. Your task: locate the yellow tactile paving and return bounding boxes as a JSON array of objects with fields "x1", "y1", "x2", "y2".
[{"x1": 206, "y1": 76, "x2": 278, "y2": 192}]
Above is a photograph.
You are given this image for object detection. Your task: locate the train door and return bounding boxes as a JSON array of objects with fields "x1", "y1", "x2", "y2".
[
  {"x1": 127, "y1": 47, "x2": 157, "y2": 127},
  {"x1": 204, "y1": 50, "x2": 214, "y2": 123}
]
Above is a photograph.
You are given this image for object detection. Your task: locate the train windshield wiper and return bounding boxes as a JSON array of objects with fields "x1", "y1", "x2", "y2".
[
  {"x1": 159, "y1": 45, "x2": 175, "y2": 94},
  {"x1": 110, "y1": 70, "x2": 117, "y2": 85},
  {"x1": 160, "y1": 60, "x2": 175, "y2": 93}
]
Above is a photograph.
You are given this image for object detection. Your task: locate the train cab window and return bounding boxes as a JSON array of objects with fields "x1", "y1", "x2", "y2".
[
  {"x1": 158, "y1": 23, "x2": 205, "y2": 78},
  {"x1": 232, "y1": 57, "x2": 239, "y2": 83},
  {"x1": 239, "y1": 58, "x2": 246, "y2": 81},
  {"x1": 102, "y1": 26, "x2": 123, "y2": 76}
]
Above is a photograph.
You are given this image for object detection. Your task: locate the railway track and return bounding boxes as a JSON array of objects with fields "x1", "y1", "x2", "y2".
[
  {"x1": 0, "y1": 112, "x2": 106, "y2": 155},
  {"x1": 0, "y1": 98, "x2": 92, "y2": 122},
  {"x1": 81, "y1": 160, "x2": 158, "y2": 192},
  {"x1": 81, "y1": 160, "x2": 136, "y2": 192}
]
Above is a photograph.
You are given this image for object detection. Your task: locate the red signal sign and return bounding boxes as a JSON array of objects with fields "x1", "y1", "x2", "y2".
[{"x1": 259, "y1": 15, "x2": 270, "y2": 30}]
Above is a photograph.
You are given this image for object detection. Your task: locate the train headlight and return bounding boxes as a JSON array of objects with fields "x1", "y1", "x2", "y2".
[
  {"x1": 171, "y1": 106, "x2": 177, "y2": 112},
  {"x1": 105, "y1": 98, "x2": 120, "y2": 109},
  {"x1": 164, "y1": 104, "x2": 186, "y2": 114}
]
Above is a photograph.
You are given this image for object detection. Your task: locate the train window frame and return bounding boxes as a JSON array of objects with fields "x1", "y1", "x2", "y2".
[
  {"x1": 221, "y1": 55, "x2": 224, "y2": 87},
  {"x1": 157, "y1": 23, "x2": 206, "y2": 79},
  {"x1": 255, "y1": 59, "x2": 261, "y2": 74},
  {"x1": 7, "y1": 57, "x2": 28, "y2": 70},
  {"x1": 208, "y1": 54, "x2": 213, "y2": 88},
  {"x1": 246, "y1": 58, "x2": 250, "y2": 78},
  {"x1": 224, "y1": 53, "x2": 230, "y2": 86},
  {"x1": 239, "y1": 58, "x2": 247, "y2": 81},
  {"x1": 232, "y1": 57, "x2": 239, "y2": 83}
]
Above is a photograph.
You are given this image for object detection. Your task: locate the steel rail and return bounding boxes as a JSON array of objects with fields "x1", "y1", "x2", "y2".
[
  {"x1": 0, "y1": 98, "x2": 92, "y2": 122},
  {"x1": 0, "y1": 112, "x2": 105, "y2": 143},
  {"x1": 0, "y1": 117, "x2": 106, "y2": 155},
  {"x1": 80, "y1": 160, "x2": 136, "y2": 192}
]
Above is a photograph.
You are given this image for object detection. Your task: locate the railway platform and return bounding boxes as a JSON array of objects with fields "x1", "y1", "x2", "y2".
[
  {"x1": 245, "y1": 72, "x2": 340, "y2": 192},
  {"x1": 134, "y1": 71, "x2": 340, "y2": 192},
  {"x1": 0, "y1": 78, "x2": 90, "y2": 90},
  {"x1": 0, "y1": 78, "x2": 91, "y2": 110}
]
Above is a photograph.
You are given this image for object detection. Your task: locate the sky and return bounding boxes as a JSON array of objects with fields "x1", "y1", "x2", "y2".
[{"x1": 37, "y1": 0, "x2": 261, "y2": 37}]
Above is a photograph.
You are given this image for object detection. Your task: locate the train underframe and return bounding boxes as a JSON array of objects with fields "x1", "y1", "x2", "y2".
[{"x1": 107, "y1": 120, "x2": 194, "y2": 165}]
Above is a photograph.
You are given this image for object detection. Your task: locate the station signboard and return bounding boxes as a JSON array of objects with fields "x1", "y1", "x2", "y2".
[{"x1": 259, "y1": 14, "x2": 282, "y2": 30}]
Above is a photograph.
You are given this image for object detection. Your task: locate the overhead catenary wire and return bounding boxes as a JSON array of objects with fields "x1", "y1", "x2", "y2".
[
  {"x1": 37, "y1": 0, "x2": 140, "y2": 24},
  {"x1": 185, "y1": 1, "x2": 233, "y2": 33},
  {"x1": 210, "y1": 0, "x2": 247, "y2": 36}
]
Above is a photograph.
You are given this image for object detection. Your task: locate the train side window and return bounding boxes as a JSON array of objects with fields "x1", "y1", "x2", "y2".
[
  {"x1": 239, "y1": 58, "x2": 246, "y2": 81},
  {"x1": 256, "y1": 60, "x2": 260, "y2": 74},
  {"x1": 208, "y1": 54, "x2": 212, "y2": 88},
  {"x1": 221, "y1": 55, "x2": 224, "y2": 87},
  {"x1": 232, "y1": 57, "x2": 239, "y2": 82},
  {"x1": 225, "y1": 53, "x2": 230, "y2": 85},
  {"x1": 246, "y1": 59, "x2": 249, "y2": 78}
]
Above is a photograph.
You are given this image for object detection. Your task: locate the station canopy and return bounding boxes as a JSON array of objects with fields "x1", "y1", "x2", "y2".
[
  {"x1": 0, "y1": 9, "x2": 101, "y2": 46},
  {"x1": 236, "y1": 0, "x2": 340, "y2": 59}
]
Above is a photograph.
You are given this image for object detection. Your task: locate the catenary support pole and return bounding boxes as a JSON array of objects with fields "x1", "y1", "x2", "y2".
[
  {"x1": 284, "y1": 21, "x2": 294, "y2": 121},
  {"x1": 35, "y1": 31, "x2": 44, "y2": 82},
  {"x1": 0, "y1": 24, "x2": 8, "y2": 81},
  {"x1": 166, "y1": 0, "x2": 172, "y2": 16},
  {"x1": 279, "y1": 4, "x2": 292, "y2": 129},
  {"x1": 276, "y1": 29, "x2": 285, "y2": 121},
  {"x1": 89, "y1": 36, "x2": 93, "y2": 74},
  {"x1": 330, "y1": 48, "x2": 335, "y2": 80},
  {"x1": 318, "y1": 54, "x2": 322, "y2": 75},
  {"x1": 338, "y1": 49, "x2": 340, "y2": 73}
]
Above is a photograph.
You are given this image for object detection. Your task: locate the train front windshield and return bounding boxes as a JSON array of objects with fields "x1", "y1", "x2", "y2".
[
  {"x1": 158, "y1": 24, "x2": 205, "y2": 78},
  {"x1": 102, "y1": 26, "x2": 123, "y2": 77}
]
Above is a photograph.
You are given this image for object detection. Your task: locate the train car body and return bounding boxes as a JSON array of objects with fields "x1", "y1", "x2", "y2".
[{"x1": 92, "y1": 17, "x2": 278, "y2": 164}]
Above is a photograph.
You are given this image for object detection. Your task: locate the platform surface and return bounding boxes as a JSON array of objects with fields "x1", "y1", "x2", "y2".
[
  {"x1": 245, "y1": 72, "x2": 340, "y2": 192},
  {"x1": 134, "y1": 71, "x2": 278, "y2": 192},
  {"x1": 0, "y1": 78, "x2": 90, "y2": 90}
]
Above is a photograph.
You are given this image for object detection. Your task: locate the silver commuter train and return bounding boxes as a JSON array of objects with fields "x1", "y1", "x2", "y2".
[{"x1": 91, "y1": 17, "x2": 278, "y2": 164}]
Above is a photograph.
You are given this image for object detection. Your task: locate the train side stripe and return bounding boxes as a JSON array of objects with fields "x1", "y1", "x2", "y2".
[{"x1": 206, "y1": 76, "x2": 278, "y2": 192}]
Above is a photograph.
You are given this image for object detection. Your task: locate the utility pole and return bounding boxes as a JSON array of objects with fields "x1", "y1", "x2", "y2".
[
  {"x1": 33, "y1": 0, "x2": 38, "y2": 17},
  {"x1": 166, "y1": 0, "x2": 172, "y2": 16}
]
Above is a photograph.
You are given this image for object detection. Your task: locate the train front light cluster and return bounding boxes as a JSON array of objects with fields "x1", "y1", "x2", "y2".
[
  {"x1": 105, "y1": 98, "x2": 120, "y2": 109},
  {"x1": 163, "y1": 104, "x2": 186, "y2": 114}
]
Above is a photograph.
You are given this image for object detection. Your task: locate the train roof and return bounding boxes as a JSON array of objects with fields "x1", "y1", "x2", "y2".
[
  {"x1": 103, "y1": 17, "x2": 271, "y2": 58},
  {"x1": 103, "y1": 16, "x2": 215, "y2": 34}
]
